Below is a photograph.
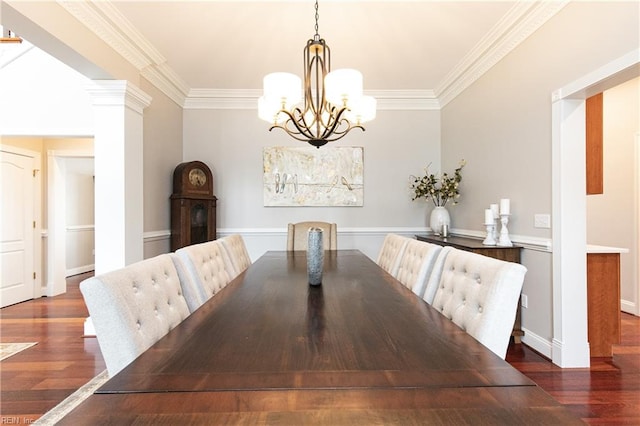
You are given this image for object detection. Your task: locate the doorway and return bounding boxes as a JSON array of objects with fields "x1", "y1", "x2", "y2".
[
  {"x1": 552, "y1": 50, "x2": 640, "y2": 367},
  {"x1": 47, "y1": 145, "x2": 95, "y2": 296}
]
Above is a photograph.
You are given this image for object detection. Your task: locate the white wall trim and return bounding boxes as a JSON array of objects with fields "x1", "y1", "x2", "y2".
[
  {"x1": 631, "y1": 131, "x2": 640, "y2": 316},
  {"x1": 521, "y1": 327, "x2": 552, "y2": 359},
  {"x1": 66, "y1": 224, "x2": 95, "y2": 232},
  {"x1": 218, "y1": 226, "x2": 430, "y2": 236},
  {"x1": 66, "y1": 264, "x2": 95, "y2": 277},
  {"x1": 437, "y1": 0, "x2": 569, "y2": 107},
  {"x1": 552, "y1": 49, "x2": 640, "y2": 101},
  {"x1": 452, "y1": 228, "x2": 552, "y2": 252},
  {"x1": 622, "y1": 299, "x2": 637, "y2": 314},
  {"x1": 550, "y1": 49, "x2": 640, "y2": 368},
  {"x1": 216, "y1": 227, "x2": 551, "y2": 248},
  {"x1": 183, "y1": 89, "x2": 440, "y2": 111},
  {"x1": 57, "y1": 0, "x2": 190, "y2": 107},
  {"x1": 143, "y1": 230, "x2": 171, "y2": 242}
]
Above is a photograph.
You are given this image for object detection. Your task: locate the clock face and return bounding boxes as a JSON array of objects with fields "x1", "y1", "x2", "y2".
[{"x1": 188, "y1": 168, "x2": 207, "y2": 187}]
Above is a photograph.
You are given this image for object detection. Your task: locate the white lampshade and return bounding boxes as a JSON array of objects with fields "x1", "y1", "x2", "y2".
[
  {"x1": 258, "y1": 96, "x2": 287, "y2": 124},
  {"x1": 324, "y1": 68, "x2": 363, "y2": 106},
  {"x1": 346, "y1": 95, "x2": 377, "y2": 124},
  {"x1": 263, "y1": 72, "x2": 302, "y2": 107}
]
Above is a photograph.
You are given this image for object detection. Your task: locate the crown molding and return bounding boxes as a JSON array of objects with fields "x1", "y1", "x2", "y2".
[
  {"x1": 184, "y1": 89, "x2": 439, "y2": 110},
  {"x1": 57, "y1": 0, "x2": 189, "y2": 105},
  {"x1": 58, "y1": 0, "x2": 566, "y2": 111},
  {"x1": 435, "y1": 0, "x2": 569, "y2": 107}
]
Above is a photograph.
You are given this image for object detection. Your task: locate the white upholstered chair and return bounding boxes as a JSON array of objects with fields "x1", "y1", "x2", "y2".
[
  {"x1": 175, "y1": 240, "x2": 235, "y2": 312},
  {"x1": 287, "y1": 221, "x2": 337, "y2": 251},
  {"x1": 427, "y1": 248, "x2": 527, "y2": 359},
  {"x1": 421, "y1": 246, "x2": 454, "y2": 305},
  {"x1": 79, "y1": 254, "x2": 191, "y2": 376},
  {"x1": 394, "y1": 239, "x2": 443, "y2": 298},
  {"x1": 219, "y1": 234, "x2": 252, "y2": 278},
  {"x1": 376, "y1": 233, "x2": 410, "y2": 276}
]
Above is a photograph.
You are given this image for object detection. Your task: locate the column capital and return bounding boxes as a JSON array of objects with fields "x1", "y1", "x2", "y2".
[{"x1": 86, "y1": 80, "x2": 152, "y2": 113}]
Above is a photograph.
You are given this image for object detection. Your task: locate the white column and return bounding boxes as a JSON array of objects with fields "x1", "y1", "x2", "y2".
[
  {"x1": 87, "y1": 80, "x2": 151, "y2": 274},
  {"x1": 551, "y1": 98, "x2": 590, "y2": 368}
]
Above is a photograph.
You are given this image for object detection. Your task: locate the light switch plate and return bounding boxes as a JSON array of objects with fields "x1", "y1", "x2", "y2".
[{"x1": 534, "y1": 214, "x2": 551, "y2": 228}]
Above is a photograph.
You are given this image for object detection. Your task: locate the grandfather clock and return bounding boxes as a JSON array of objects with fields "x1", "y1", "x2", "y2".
[{"x1": 170, "y1": 161, "x2": 217, "y2": 251}]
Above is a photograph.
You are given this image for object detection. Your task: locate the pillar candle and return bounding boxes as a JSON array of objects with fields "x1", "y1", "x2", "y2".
[
  {"x1": 490, "y1": 203, "x2": 499, "y2": 219},
  {"x1": 484, "y1": 209, "x2": 494, "y2": 225},
  {"x1": 500, "y1": 198, "x2": 510, "y2": 215}
]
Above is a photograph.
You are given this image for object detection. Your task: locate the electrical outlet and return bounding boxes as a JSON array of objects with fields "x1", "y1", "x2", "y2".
[
  {"x1": 534, "y1": 214, "x2": 551, "y2": 229},
  {"x1": 521, "y1": 294, "x2": 528, "y2": 309}
]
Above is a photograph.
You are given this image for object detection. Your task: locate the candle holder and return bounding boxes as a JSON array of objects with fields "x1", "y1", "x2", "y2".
[
  {"x1": 493, "y1": 218, "x2": 500, "y2": 241},
  {"x1": 498, "y1": 214, "x2": 513, "y2": 247},
  {"x1": 482, "y1": 223, "x2": 496, "y2": 246}
]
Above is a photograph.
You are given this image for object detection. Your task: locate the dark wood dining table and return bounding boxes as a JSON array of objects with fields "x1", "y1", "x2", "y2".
[{"x1": 59, "y1": 250, "x2": 581, "y2": 424}]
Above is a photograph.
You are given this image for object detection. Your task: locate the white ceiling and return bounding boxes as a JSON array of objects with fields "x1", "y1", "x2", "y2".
[
  {"x1": 111, "y1": 0, "x2": 515, "y2": 90},
  {"x1": 24, "y1": 1, "x2": 570, "y2": 106}
]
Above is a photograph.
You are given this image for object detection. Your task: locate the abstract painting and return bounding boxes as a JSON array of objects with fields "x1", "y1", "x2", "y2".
[{"x1": 263, "y1": 146, "x2": 364, "y2": 206}]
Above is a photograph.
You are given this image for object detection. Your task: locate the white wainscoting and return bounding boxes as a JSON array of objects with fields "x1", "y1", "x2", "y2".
[
  {"x1": 145, "y1": 227, "x2": 553, "y2": 261},
  {"x1": 65, "y1": 225, "x2": 95, "y2": 277},
  {"x1": 217, "y1": 227, "x2": 431, "y2": 263}
]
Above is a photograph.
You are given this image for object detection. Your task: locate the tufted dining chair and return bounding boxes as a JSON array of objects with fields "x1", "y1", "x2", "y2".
[
  {"x1": 394, "y1": 239, "x2": 443, "y2": 298},
  {"x1": 175, "y1": 240, "x2": 235, "y2": 312},
  {"x1": 219, "y1": 234, "x2": 252, "y2": 278},
  {"x1": 376, "y1": 233, "x2": 410, "y2": 277},
  {"x1": 427, "y1": 248, "x2": 527, "y2": 359},
  {"x1": 79, "y1": 254, "x2": 191, "y2": 376},
  {"x1": 421, "y1": 246, "x2": 454, "y2": 305},
  {"x1": 287, "y1": 221, "x2": 337, "y2": 251}
]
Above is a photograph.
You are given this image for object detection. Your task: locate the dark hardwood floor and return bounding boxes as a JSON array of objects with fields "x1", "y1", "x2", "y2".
[{"x1": 1, "y1": 272, "x2": 639, "y2": 424}]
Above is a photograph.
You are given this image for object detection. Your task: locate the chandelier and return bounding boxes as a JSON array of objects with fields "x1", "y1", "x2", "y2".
[{"x1": 258, "y1": 0, "x2": 376, "y2": 148}]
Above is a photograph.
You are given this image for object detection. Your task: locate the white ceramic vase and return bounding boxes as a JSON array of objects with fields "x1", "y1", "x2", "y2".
[{"x1": 430, "y1": 206, "x2": 451, "y2": 235}]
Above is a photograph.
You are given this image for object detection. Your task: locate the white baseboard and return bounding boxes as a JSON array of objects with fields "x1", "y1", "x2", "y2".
[
  {"x1": 621, "y1": 299, "x2": 638, "y2": 315},
  {"x1": 521, "y1": 327, "x2": 552, "y2": 358},
  {"x1": 66, "y1": 264, "x2": 95, "y2": 277}
]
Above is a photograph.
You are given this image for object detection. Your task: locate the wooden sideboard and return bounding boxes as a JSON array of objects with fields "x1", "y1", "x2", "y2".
[{"x1": 416, "y1": 234, "x2": 524, "y2": 343}]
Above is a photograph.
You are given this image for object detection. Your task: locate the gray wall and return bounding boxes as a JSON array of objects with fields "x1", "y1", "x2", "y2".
[
  {"x1": 183, "y1": 109, "x2": 441, "y2": 229},
  {"x1": 441, "y1": 1, "x2": 639, "y2": 349},
  {"x1": 140, "y1": 79, "x2": 185, "y2": 258}
]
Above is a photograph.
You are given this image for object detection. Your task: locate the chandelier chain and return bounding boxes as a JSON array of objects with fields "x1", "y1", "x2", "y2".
[{"x1": 314, "y1": 0, "x2": 320, "y2": 41}]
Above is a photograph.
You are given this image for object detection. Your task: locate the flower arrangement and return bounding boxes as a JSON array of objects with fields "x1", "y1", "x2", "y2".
[{"x1": 410, "y1": 160, "x2": 466, "y2": 207}]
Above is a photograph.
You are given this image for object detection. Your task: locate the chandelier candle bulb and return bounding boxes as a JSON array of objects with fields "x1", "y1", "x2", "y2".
[{"x1": 500, "y1": 198, "x2": 510, "y2": 215}]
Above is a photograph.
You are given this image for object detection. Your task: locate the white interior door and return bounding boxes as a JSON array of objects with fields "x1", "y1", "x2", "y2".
[{"x1": 1, "y1": 149, "x2": 36, "y2": 307}]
